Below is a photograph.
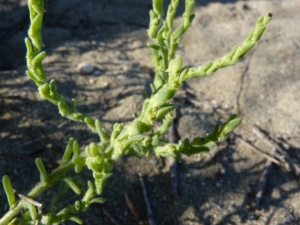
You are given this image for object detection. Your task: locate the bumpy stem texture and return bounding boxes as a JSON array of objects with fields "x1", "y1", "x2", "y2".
[
  {"x1": 185, "y1": 13, "x2": 273, "y2": 79},
  {"x1": 1, "y1": 0, "x2": 272, "y2": 223}
]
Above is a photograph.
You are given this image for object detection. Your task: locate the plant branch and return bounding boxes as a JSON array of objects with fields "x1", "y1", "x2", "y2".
[
  {"x1": 185, "y1": 13, "x2": 273, "y2": 80},
  {"x1": 25, "y1": 0, "x2": 109, "y2": 140}
]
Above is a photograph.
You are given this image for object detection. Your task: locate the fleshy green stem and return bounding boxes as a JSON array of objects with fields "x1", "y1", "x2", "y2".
[
  {"x1": 25, "y1": 0, "x2": 109, "y2": 139},
  {"x1": 185, "y1": 13, "x2": 273, "y2": 79},
  {"x1": 1, "y1": 0, "x2": 273, "y2": 223},
  {"x1": 0, "y1": 157, "x2": 77, "y2": 225}
]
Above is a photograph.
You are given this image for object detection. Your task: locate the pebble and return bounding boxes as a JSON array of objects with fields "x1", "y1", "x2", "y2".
[
  {"x1": 1, "y1": 132, "x2": 10, "y2": 138},
  {"x1": 93, "y1": 70, "x2": 100, "y2": 76},
  {"x1": 77, "y1": 63, "x2": 94, "y2": 74},
  {"x1": 150, "y1": 159, "x2": 158, "y2": 165}
]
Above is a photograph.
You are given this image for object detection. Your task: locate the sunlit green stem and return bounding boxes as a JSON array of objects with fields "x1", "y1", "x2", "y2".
[
  {"x1": 0, "y1": 157, "x2": 77, "y2": 225},
  {"x1": 25, "y1": 0, "x2": 109, "y2": 140},
  {"x1": 185, "y1": 13, "x2": 273, "y2": 79}
]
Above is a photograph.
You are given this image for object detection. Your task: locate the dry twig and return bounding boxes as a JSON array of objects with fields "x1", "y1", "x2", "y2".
[
  {"x1": 243, "y1": 121, "x2": 300, "y2": 175},
  {"x1": 138, "y1": 173, "x2": 155, "y2": 225},
  {"x1": 124, "y1": 192, "x2": 139, "y2": 218},
  {"x1": 102, "y1": 208, "x2": 119, "y2": 225}
]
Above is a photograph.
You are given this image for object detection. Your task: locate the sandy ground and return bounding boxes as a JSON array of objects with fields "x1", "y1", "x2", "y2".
[{"x1": 1, "y1": 0, "x2": 300, "y2": 224}]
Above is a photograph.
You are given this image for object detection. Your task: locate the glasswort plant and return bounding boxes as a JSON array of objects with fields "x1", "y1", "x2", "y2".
[{"x1": 1, "y1": 0, "x2": 272, "y2": 224}]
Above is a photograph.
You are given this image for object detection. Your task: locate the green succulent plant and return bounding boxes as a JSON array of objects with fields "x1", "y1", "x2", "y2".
[{"x1": 0, "y1": 0, "x2": 272, "y2": 224}]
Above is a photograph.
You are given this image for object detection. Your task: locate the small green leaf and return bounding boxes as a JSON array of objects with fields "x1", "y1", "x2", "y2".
[
  {"x1": 148, "y1": 10, "x2": 159, "y2": 39},
  {"x1": 153, "y1": 0, "x2": 163, "y2": 15},
  {"x1": 74, "y1": 201, "x2": 81, "y2": 211},
  {"x1": 89, "y1": 162, "x2": 99, "y2": 172},
  {"x1": 166, "y1": 9, "x2": 176, "y2": 30},
  {"x1": 89, "y1": 197, "x2": 106, "y2": 204},
  {"x1": 150, "y1": 87, "x2": 176, "y2": 108},
  {"x1": 63, "y1": 178, "x2": 81, "y2": 195},
  {"x1": 84, "y1": 146, "x2": 91, "y2": 156},
  {"x1": 31, "y1": 51, "x2": 46, "y2": 79},
  {"x1": 166, "y1": 57, "x2": 183, "y2": 88},
  {"x1": 253, "y1": 26, "x2": 266, "y2": 42},
  {"x1": 218, "y1": 115, "x2": 242, "y2": 141},
  {"x1": 89, "y1": 143, "x2": 98, "y2": 157},
  {"x1": 84, "y1": 117, "x2": 95, "y2": 130},
  {"x1": 58, "y1": 101, "x2": 69, "y2": 116},
  {"x1": 151, "y1": 135, "x2": 160, "y2": 147},
  {"x1": 38, "y1": 83, "x2": 50, "y2": 97},
  {"x1": 2, "y1": 175, "x2": 16, "y2": 207},
  {"x1": 95, "y1": 119, "x2": 109, "y2": 142},
  {"x1": 69, "y1": 216, "x2": 83, "y2": 224},
  {"x1": 75, "y1": 164, "x2": 83, "y2": 173},
  {"x1": 71, "y1": 98, "x2": 77, "y2": 112},
  {"x1": 156, "y1": 104, "x2": 175, "y2": 118},
  {"x1": 25, "y1": 37, "x2": 37, "y2": 68},
  {"x1": 147, "y1": 43, "x2": 160, "y2": 50},
  {"x1": 25, "y1": 202, "x2": 38, "y2": 220},
  {"x1": 218, "y1": 60, "x2": 236, "y2": 68},
  {"x1": 30, "y1": 0, "x2": 46, "y2": 15},
  {"x1": 206, "y1": 64, "x2": 219, "y2": 75},
  {"x1": 35, "y1": 158, "x2": 48, "y2": 182},
  {"x1": 179, "y1": 66, "x2": 189, "y2": 84},
  {"x1": 94, "y1": 173, "x2": 112, "y2": 195},
  {"x1": 172, "y1": 24, "x2": 184, "y2": 41},
  {"x1": 41, "y1": 213, "x2": 52, "y2": 224},
  {"x1": 155, "y1": 144, "x2": 182, "y2": 162},
  {"x1": 111, "y1": 123, "x2": 124, "y2": 142},
  {"x1": 49, "y1": 79, "x2": 58, "y2": 96},
  {"x1": 62, "y1": 138, "x2": 74, "y2": 164},
  {"x1": 28, "y1": 15, "x2": 44, "y2": 50},
  {"x1": 123, "y1": 135, "x2": 145, "y2": 149},
  {"x1": 26, "y1": 69, "x2": 44, "y2": 86},
  {"x1": 73, "y1": 140, "x2": 80, "y2": 157},
  {"x1": 225, "y1": 45, "x2": 238, "y2": 60},
  {"x1": 72, "y1": 157, "x2": 86, "y2": 166}
]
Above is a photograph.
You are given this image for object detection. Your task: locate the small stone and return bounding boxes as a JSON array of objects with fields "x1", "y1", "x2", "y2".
[
  {"x1": 77, "y1": 63, "x2": 94, "y2": 74},
  {"x1": 117, "y1": 75, "x2": 126, "y2": 80},
  {"x1": 1, "y1": 113, "x2": 11, "y2": 120},
  {"x1": 211, "y1": 99, "x2": 217, "y2": 106},
  {"x1": 150, "y1": 159, "x2": 158, "y2": 165},
  {"x1": 46, "y1": 143, "x2": 53, "y2": 148},
  {"x1": 93, "y1": 70, "x2": 100, "y2": 76},
  {"x1": 1, "y1": 132, "x2": 10, "y2": 138}
]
